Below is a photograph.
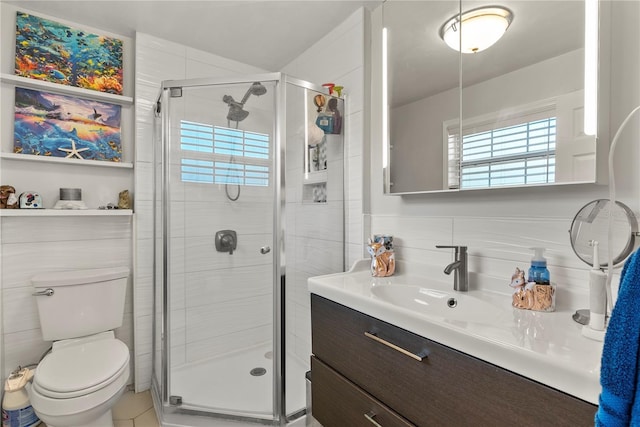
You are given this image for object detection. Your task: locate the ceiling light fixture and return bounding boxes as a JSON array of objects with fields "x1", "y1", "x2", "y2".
[{"x1": 439, "y1": 6, "x2": 514, "y2": 54}]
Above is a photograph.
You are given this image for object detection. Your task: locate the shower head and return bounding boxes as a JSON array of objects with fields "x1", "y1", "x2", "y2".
[
  {"x1": 223, "y1": 94, "x2": 249, "y2": 123},
  {"x1": 223, "y1": 82, "x2": 267, "y2": 126},
  {"x1": 240, "y1": 82, "x2": 267, "y2": 105}
]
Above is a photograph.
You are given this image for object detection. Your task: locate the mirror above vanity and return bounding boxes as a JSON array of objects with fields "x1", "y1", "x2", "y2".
[{"x1": 383, "y1": 0, "x2": 600, "y2": 194}]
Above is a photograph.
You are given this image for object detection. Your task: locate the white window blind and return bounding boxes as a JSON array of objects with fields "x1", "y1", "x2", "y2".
[
  {"x1": 446, "y1": 108, "x2": 556, "y2": 189},
  {"x1": 179, "y1": 120, "x2": 270, "y2": 186}
]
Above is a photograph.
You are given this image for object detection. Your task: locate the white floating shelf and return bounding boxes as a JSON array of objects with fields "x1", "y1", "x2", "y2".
[
  {"x1": 0, "y1": 152, "x2": 133, "y2": 168},
  {"x1": 1, "y1": 73, "x2": 133, "y2": 106},
  {"x1": 304, "y1": 170, "x2": 328, "y2": 184},
  {"x1": 0, "y1": 209, "x2": 133, "y2": 217}
]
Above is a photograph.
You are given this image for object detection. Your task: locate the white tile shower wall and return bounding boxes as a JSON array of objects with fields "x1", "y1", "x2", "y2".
[
  {"x1": 134, "y1": 32, "x2": 270, "y2": 391},
  {"x1": 282, "y1": 8, "x2": 367, "y2": 364},
  {"x1": 0, "y1": 217, "x2": 133, "y2": 379}
]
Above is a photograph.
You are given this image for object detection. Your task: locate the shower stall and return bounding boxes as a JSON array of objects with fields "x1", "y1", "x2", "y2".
[{"x1": 152, "y1": 73, "x2": 345, "y2": 425}]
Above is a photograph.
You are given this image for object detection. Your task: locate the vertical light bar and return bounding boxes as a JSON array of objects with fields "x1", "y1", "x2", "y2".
[
  {"x1": 304, "y1": 89, "x2": 309, "y2": 179},
  {"x1": 584, "y1": 0, "x2": 598, "y2": 136},
  {"x1": 382, "y1": 27, "x2": 389, "y2": 169}
]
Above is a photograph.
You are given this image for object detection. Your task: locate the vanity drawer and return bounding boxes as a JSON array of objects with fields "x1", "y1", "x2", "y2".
[
  {"x1": 311, "y1": 356, "x2": 414, "y2": 427},
  {"x1": 311, "y1": 294, "x2": 596, "y2": 426}
]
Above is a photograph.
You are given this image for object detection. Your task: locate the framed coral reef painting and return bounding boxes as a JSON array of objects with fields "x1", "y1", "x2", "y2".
[
  {"x1": 15, "y1": 12, "x2": 123, "y2": 95},
  {"x1": 14, "y1": 87, "x2": 122, "y2": 162}
]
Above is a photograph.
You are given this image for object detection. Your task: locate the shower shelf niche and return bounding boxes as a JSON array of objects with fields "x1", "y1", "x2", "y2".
[{"x1": 304, "y1": 170, "x2": 327, "y2": 184}]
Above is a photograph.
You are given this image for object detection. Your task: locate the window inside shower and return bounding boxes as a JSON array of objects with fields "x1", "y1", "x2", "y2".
[{"x1": 180, "y1": 120, "x2": 270, "y2": 186}]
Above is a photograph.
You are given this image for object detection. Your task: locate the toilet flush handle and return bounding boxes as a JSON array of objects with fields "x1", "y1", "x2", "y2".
[{"x1": 33, "y1": 288, "x2": 54, "y2": 297}]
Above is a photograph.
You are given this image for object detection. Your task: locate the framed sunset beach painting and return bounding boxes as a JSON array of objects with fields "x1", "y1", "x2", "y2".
[
  {"x1": 15, "y1": 12, "x2": 123, "y2": 95},
  {"x1": 14, "y1": 87, "x2": 122, "y2": 162}
]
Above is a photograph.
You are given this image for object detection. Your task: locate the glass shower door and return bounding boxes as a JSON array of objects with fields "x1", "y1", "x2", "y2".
[{"x1": 161, "y1": 79, "x2": 279, "y2": 421}]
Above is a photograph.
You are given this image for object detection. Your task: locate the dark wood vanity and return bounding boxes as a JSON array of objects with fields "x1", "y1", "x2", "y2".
[{"x1": 311, "y1": 294, "x2": 597, "y2": 426}]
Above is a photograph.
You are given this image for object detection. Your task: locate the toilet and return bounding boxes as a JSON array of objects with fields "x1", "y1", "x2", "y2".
[{"x1": 27, "y1": 267, "x2": 131, "y2": 427}]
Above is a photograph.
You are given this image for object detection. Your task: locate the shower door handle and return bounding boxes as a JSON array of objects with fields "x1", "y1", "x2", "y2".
[{"x1": 260, "y1": 246, "x2": 271, "y2": 254}]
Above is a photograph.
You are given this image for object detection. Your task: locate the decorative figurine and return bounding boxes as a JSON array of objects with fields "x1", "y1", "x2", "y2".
[
  {"x1": 367, "y1": 239, "x2": 396, "y2": 277},
  {"x1": 0, "y1": 185, "x2": 18, "y2": 209},
  {"x1": 118, "y1": 189, "x2": 131, "y2": 209},
  {"x1": 510, "y1": 267, "x2": 554, "y2": 311},
  {"x1": 19, "y1": 192, "x2": 43, "y2": 209}
]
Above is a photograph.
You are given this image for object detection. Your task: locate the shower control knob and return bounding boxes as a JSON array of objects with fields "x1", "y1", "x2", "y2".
[{"x1": 260, "y1": 246, "x2": 271, "y2": 254}]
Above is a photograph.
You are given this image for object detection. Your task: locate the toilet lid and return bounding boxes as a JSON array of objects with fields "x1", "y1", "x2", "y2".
[{"x1": 35, "y1": 338, "x2": 129, "y2": 395}]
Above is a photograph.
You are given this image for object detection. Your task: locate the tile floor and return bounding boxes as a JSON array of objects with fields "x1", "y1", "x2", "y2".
[
  {"x1": 37, "y1": 390, "x2": 158, "y2": 427},
  {"x1": 112, "y1": 390, "x2": 159, "y2": 427}
]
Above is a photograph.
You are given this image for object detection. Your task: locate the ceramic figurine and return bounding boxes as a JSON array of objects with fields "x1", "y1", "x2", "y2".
[
  {"x1": 367, "y1": 239, "x2": 396, "y2": 277},
  {"x1": 509, "y1": 268, "x2": 526, "y2": 291},
  {"x1": 0, "y1": 185, "x2": 18, "y2": 209},
  {"x1": 19, "y1": 192, "x2": 43, "y2": 209},
  {"x1": 118, "y1": 189, "x2": 131, "y2": 209},
  {"x1": 510, "y1": 267, "x2": 554, "y2": 311}
]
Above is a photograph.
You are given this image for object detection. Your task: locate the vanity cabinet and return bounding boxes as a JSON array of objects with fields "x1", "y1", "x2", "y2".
[{"x1": 310, "y1": 294, "x2": 597, "y2": 427}]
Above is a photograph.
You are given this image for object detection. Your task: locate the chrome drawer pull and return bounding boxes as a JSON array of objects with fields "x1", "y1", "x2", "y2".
[
  {"x1": 364, "y1": 331, "x2": 426, "y2": 362},
  {"x1": 364, "y1": 412, "x2": 383, "y2": 427},
  {"x1": 32, "y1": 288, "x2": 54, "y2": 297}
]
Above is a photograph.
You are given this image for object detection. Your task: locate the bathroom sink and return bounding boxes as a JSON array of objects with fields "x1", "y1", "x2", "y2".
[{"x1": 371, "y1": 284, "x2": 505, "y2": 324}]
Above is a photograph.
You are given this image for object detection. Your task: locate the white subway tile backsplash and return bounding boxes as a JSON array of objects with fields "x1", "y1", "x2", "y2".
[
  {"x1": 2, "y1": 287, "x2": 40, "y2": 334},
  {"x1": 453, "y1": 217, "x2": 582, "y2": 270},
  {"x1": 2, "y1": 239, "x2": 132, "y2": 289},
  {"x1": 1, "y1": 217, "x2": 132, "y2": 244}
]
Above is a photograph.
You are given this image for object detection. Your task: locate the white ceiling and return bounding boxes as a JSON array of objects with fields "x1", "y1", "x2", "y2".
[{"x1": 2, "y1": 0, "x2": 381, "y2": 71}]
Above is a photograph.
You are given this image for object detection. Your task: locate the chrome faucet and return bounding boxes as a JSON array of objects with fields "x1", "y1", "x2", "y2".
[{"x1": 436, "y1": 245, "x2": 468, "y2": 292}]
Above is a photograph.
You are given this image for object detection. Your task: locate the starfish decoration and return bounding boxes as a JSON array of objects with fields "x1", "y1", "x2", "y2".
[{"x1": 58, "y1": 140, "x2": 89, "y2": 159}]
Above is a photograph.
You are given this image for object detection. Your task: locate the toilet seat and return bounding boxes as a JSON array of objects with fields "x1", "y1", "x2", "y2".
[
  {"x1": 28, "y1": 337, "x2": 130, "y2": 421},
  {"x1": 33, "y1": 337, "x2": 129, "y2": 399}
]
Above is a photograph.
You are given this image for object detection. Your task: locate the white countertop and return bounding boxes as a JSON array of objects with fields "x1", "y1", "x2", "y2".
[{"x1": 308, "y1": 260, "x2": 603, "y2": 404}]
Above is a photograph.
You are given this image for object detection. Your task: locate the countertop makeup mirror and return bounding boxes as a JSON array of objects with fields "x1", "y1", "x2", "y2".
[{"x1": 384, "y1": 0, "x2": 599, "y2": 194}]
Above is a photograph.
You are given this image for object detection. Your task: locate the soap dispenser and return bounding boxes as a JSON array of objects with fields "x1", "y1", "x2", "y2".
[
  {"x1": 529, "y1": 248, "x2": 550, "y2": 285},
  {"x1": 526, "y1": 248, "x2": 555, "y2": 312}
]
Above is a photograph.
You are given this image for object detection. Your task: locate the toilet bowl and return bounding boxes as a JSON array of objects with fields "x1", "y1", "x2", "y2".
[
  {"x1": 28, "y1": 332, "x2": 130, "y2": 427},
  {"x1": 28, "y1": 267, "x2": 131, "y2": 427}
]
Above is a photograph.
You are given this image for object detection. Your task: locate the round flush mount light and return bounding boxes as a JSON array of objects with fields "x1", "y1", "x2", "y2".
[{"x1": 439, "y1": 6, "x2": 514, "y2": 54}]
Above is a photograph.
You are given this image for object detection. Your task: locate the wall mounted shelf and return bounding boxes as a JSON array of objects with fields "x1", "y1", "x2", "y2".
[
  {"x1": 0, "y1": 152, "x2": 133, "y2": 168},
  {"x1": 304, "y1": 170, "x2": 327, "y2": 184},
  {"x1": 0, "y1": 209, "x2": 133, "y2": 217},
  {"x1": 1, "y1": 73, "x2": 133, "y2": 105}
]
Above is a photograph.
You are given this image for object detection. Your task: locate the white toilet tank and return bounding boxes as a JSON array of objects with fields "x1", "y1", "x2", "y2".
[{"x1": 31, "y1": 267, "x2": 129, "y2": 341}]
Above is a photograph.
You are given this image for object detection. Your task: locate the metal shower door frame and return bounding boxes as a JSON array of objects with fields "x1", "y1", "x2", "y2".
[
  {"x1": 156, "y1": 72, "x2": 286, "y2": 424},
  {"x1": 155, "y1": 72, "x2": 342, "y2": 425}
]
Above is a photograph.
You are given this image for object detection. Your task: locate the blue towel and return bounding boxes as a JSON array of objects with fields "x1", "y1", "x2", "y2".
[{"x1": 596, "y1": 248, "x2": 640, "y2": 426}]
